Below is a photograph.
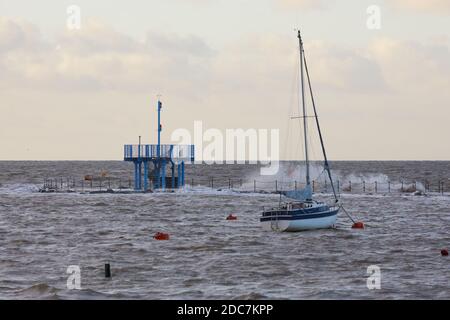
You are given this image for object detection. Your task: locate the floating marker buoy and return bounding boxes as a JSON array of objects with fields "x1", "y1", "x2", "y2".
[
  {"x1": 154, "y1": 232, "x2": 170, "y2": 240},
  {"x1": 226, "y1": 214, "x2": 237, "y2": 221},
  {"x1": 441, "y1": 249, "x2": 449, "y2": 256},
  {"x1": 351, "y1": 222, "x2": 365, "y2": 229}
]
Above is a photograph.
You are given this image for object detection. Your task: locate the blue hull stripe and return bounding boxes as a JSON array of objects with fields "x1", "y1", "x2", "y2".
[{"x1": 260, "y1": 209, "x2": 338, "y2": 222}]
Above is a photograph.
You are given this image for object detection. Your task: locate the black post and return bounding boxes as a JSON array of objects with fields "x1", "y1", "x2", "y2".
[
  {"x1": 388, "y1": 181, "x2": 391, "y2": 193},
  {"x1": 275, "y1": 180, "x2": 278, "y2": 192},
  {"x1": 229, "y1": 178, "x2": 231, "y2": 189},
  {"x1": 295, "y1": 181, "x2": 297, "y2": 191},
  {"x1": 375, "y1": 181, "x2": 377, "y2": 193},
  {"x1": 363, "y1": 181, "x2": 365, "y2": 193},
  {"x1": 105, "y1": 264, "x2": 111, "y2": 278},
  {"x1": 349, "y1": 181, "x2": 352, "y2": 192}
]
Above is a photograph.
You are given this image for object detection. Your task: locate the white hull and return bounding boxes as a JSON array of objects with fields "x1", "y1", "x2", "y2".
[{"x1": 261, "y1": 210, "x2": 338, "y2": 232}]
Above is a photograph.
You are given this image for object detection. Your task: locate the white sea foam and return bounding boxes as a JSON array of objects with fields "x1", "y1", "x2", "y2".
[{"x1": 0, "y1": 183, "x2": 39, "y2": 195}]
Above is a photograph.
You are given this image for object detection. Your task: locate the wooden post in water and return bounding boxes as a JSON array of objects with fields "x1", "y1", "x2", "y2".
[
  {"x1": 275, "y1": 180, "x2": 278, "y2": 192},
  {"x1": 375, "y1": 181, "x2": 377, "y2": 193},
  {"x1": 228, "y1": 178, "x2": 231, "y2": 189},
  {"x1": 337, "y1": 180, "x2": 340, "y2": 193},
  {"x1": 401, "y1": 181, "x2": 404, "y2": 192},
  {"x1": 312, "y1": 180, "x2": 315, "y2": 192},
  {"x1": 254, "y1": 180, "x2": 256, "y2": 193},
  {"x1": 295, "y1": 181, "x2": 297, "y2": 191},
  {"x1": 105, "y1": 264, "x2": 111, "y2": 278},
  {"x1": 349, "y1": 181, "x2": 352, "y2": 192},
  {"x1": 388, "y1": 181, "x2": 391, "y2": 193},
  {"x1": 363, "y1": 181, "x2": 365, "y2": 193}
]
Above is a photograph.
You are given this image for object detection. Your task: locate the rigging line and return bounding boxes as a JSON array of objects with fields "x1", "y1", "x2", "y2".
[
  {"x1": 340, "y1": 204, "x2": 356, "y2": 224},
  {"x1": 303, "y1": 50, "x2": 338, "y2": 202}
]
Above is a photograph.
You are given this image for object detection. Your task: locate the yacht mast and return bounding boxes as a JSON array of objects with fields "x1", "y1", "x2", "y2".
[{"x1": 298, "y1": 30, "x2": 311, "y2": 187}]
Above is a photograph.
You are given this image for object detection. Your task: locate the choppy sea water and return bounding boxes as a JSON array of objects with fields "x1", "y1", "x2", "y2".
[{"x1": 0, "y1": 161, "x2": 449, "y2": 299}]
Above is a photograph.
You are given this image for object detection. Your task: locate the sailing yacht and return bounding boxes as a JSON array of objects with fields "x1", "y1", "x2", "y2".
[{"x1": 260, "y1": 31, "x2": 340, "y2": 232}]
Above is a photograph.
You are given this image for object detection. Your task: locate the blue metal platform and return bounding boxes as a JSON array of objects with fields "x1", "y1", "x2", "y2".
[{"x1": 123, "y1": 99, "x2": 195, "y2": 191}]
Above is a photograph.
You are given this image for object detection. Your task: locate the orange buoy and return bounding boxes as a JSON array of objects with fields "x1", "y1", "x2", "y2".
[
  {"x1": 352, "y1": 222, "x2": 365, "y2": 229},
  {"x1": 441, "y1": 249, "x2": 449, "y2": 256},
  {"x1": 153, "y1": 232, "x2": 170, "y2": 240},
  {"x1": 226, "y1": 214, "x2": 237, "y2": 221}
]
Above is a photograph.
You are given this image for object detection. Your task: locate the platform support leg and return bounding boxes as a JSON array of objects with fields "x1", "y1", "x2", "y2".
[
  {"x1": 181, "y1": 161, "x2": 185, "y2": 187},
  {"x1": 134, "y1": 162, "x2": 139, "y2": 190},
  {"x1": 161, "y1": 159, "x2": 166, "y2": 191},
  {"x1": 144, "y1": 161, "x2": 149, "y2": 191},
  {"x1": 138, "y1": 161, "x2": 142, "y2": 190},
  {"x1": 171, "y1": 163, "x2": 175, "y2": 189},
  {"x1": 154, "y1": 161, "x2": 160, "y2": 189},
  {"x1": 177, "y1": 163, "x2": 181, "y2": 188}
]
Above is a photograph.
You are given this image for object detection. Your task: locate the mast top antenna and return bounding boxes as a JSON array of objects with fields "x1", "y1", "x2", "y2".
[{"x1": 297, "y1": 29, "x2": 303, "y2": 44}]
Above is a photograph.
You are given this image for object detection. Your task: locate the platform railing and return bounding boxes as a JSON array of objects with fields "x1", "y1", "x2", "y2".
[{"x1": 124, "y1": 144, "x2": 194, "y2": 161}]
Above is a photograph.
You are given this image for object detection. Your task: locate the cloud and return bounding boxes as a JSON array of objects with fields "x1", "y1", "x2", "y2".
[
  {"x1": 0, "y1": 17, "x2": 44, "y2": 52},
  {"x1": 2, "y1": 16, "x2": 448, "y2": 99},
  {"x1": 0, "y1": 18, "x2": 215, "y2": 94},
  {"x1": 370, "y1": 37, "x2": 450, "y2": 94},
  {"x1": 388, "y1": 0, "x2": 450, "y2": 14},
  {"x1": 1, "y1": 17, "x2": 449, "y2": 160}
]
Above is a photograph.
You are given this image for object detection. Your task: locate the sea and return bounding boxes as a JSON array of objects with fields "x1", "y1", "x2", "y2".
[{"x1": 0, "y1": 160, "x2": 449, "y2": 299}]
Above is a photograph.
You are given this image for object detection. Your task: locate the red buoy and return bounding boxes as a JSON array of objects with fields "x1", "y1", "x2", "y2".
[
  {"x1": 153, "y1": 232, "x2": 170, "y2": 240},
  {"x1": 441, "y1": 249, "x2": 449, "y2": 256},
  {"x1": 351, "y1": 222, "x2": 365, "y2": 229},
  {"x1": 226, "y1": 214, "x2": 237, "y2": 221}
]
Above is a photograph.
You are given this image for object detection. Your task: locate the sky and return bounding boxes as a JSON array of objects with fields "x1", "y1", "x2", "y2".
[{"x1": 0, "y1": 0, "x2": 449, "y2": 160}]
